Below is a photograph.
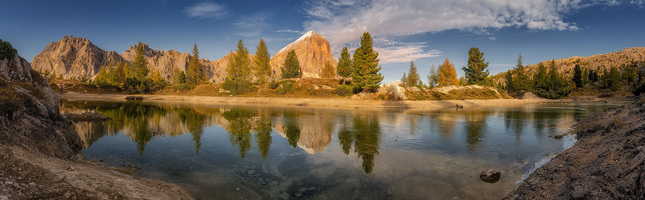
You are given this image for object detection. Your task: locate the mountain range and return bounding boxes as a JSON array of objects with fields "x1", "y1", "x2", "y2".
[{"x1": 31, "y1": 31, "x2": 336, "y2": 82}]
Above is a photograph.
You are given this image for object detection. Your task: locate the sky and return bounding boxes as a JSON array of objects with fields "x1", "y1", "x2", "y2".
[{"x1": 1, "y1": 0, "x2": 645, "y2": 83}]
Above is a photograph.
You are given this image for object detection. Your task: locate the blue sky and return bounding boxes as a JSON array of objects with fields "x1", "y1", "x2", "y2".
[{"x1": 1, "y1": 0, "x2": 644, "y2": 83}]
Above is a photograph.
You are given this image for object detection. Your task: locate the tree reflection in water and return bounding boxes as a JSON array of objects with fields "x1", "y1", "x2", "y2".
[
  {"x1": 223, "y1": 109, "x2": 255, "y2": 158},
  {"x1": 337, "y1": 114, "x2": 381, "y2": 174}
]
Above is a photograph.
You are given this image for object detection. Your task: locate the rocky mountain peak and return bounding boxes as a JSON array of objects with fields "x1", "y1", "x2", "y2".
[
  {"x1": 270, "y1": 31, "x2": 336, "y2": 78},
  {"x1": 31, "y1": 36, "x2": 126, "y2": 80}
]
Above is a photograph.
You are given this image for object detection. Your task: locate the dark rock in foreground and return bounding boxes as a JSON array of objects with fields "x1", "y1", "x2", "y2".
[
  {"x1": 480, "y1": 169, "x2": 501, "y2": 183},
  {"x1": 508, "y1": 96, "x2": 645, "y2": 199}
]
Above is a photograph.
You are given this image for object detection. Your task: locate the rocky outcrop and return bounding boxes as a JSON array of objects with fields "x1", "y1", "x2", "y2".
[
  {"x1": 0, "y1": 51, "x2": 81, "y2": 159},
  {"x1": 207, "y1": 52, "x2": 256, "y2": 83},
  {"x1": 1, "y1": 42, "x2": 194, "y2": 199},
  {"x1": 121, "y1": 43, "x2": 210, "y2": 83},
  {"x1": 270, "y1": 31, "x2": 337, "y2": 78},
  {"x1": 31, "y1": 36, "x2": 127, "y2": 80}
]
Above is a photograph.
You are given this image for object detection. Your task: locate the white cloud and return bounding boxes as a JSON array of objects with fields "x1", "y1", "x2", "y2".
[
  {"x1": 234, "y1": 12, "x2": 272, "y2": 37},
  {"x1": 276, "y1": 29, "x2": 302, "y2": 33},
  {"x1": 302, "y1": 0, "x2": 643, "y2": 63},
  {"x1": 184, "y1": 2, "x2": 227, "y2": 19},
  {"x1": 372, "y1": 38, "x2": 441, "y2": 63}
]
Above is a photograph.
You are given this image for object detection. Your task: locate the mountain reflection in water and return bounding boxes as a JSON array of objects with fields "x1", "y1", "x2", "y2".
[{"x1": 61, "y1": 100, "x2": 617, "y2": 199}]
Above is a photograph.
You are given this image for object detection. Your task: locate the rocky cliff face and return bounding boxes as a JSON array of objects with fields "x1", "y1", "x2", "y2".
[
  {"x1": 31, "y1": 36, "x2": 126, "y2": 80},
  {"x1": 0, "y1": 51, "x2": 82, "y2": 159},
  {"x1": 121, "y1": 43, "x2": 198, "y2": 82},
  {"x1": 207, "y1": 52, "x2": 256, "y2": 83},
  {"x1": 270, "y1": 31, "x2": 337, "y2": 78}
]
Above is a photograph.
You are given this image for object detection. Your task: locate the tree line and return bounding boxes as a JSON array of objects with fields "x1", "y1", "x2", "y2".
[{"x1": 401, "y1": 47, "x2": 490, "y2": 88}]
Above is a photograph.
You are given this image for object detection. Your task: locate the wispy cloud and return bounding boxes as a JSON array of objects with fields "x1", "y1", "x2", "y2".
[
  {"x1": 276, "y1": 29, "x2": 302, "y2": 34},
  {"x1": 373, "y1": 38, "x2": 441, "y2": 63},
  {"x1": 183, "y1": 1, "x2": 227, "y2": 19},
  {"x1": 302, "y1": 0, "x2": 644, "y2": 63},
  {"x1": 234, "y1": 12, "x2": 272, "y2": 37}
]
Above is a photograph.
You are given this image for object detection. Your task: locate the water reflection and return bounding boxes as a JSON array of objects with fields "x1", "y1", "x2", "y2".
[{"x1": 61, "y1": 101, "x2": 618, "y2": 177}]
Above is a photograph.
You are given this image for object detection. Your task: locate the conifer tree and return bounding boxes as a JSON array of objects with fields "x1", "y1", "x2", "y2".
[
  {"x1": 281, "y1": 50, "x2": 301, "y2": 79},
  {"x1": 113, "y1": 62, "x2": 125, "y2": 85},
  {"x1": 225, "y1": 40, "x2": 252, "y2": 94},
  {"x1": 352, "y1": 32, "x2": 383, "y2": 92},
  {"x1": 171, "y1": 66, "x2": 182, "y2": 84},
  {"x1": 129, "y1": 42, "x2": 149, "y2": 80},
  {"x1": 505, "y1": 70, "x2": 514, "y2": 91},
  {"x1": 254, "y1": 39, "x2": 271, "y2": 83},
  {"x1": 94, "y1": 66, "x2": 109, "y2": 86},
  {"x1": 337, "y1": 46, "x2": 353, "y2": 84},
  {"x1": 512, "y1": 53, "x2": 532, "y2": 91},
  {"x1": 179, "y1": 71, "x2": 186, "y2": 84},
  {"x1": 427, "y1": 64, "x2": 439, "y2": 88},
  {"x1": 573, "y1": 64, "x2": 583, "y2": 88},
  {"x1": 403, "y1": 61, "x2": 421, "y2": 87},
  {"x1": 462, "y1": 47, "x2": 490, "y2": 86},
  {"x1": 187, "y1": 43, "x2": 205, "y2": 84},
  {"x1": 321, "y1": 61, "x2": 335, "y2": 79},
  {"x1": 437, "y1": 58, "x2": 459, "y2": 86}
]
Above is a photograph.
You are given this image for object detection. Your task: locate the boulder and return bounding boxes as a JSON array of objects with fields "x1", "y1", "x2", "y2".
[
  {"x1": 480, "y1": 169, "x2": 501, "y2": 183},
  {"x1": 378, "y1": 80, "x2": 407, "y2": 100}
]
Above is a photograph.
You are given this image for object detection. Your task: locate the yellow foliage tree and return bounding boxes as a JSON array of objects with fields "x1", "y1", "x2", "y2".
[{"x1": 437, "y1": 58, "x2": 459, "y2": 86}]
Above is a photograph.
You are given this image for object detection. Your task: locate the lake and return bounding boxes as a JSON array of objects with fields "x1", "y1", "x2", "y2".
[{"x1": 60, "y1": 100, "x2": 618, "y2": 199}]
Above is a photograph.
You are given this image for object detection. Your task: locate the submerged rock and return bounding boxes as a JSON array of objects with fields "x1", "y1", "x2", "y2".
[{"x1": 480, "y1": 169, "x2": 501, "y2": 183}]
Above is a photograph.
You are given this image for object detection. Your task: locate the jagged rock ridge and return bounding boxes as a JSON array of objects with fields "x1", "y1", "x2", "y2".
[{"x1": 31, "y1": 36, "x2": 127, "y2": 80}]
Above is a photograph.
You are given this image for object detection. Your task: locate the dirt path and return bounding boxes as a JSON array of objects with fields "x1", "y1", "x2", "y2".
[{"x1": 508, "y1": 96, "x2": 645, "y2": 199}]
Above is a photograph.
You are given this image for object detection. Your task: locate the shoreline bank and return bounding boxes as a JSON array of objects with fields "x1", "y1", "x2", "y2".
[
  {"x1": 508, "y1": 96, "x2": 645, "y2": 199},
  {"x1": 59, "y1": 92, "x2": 576, "y2": 111}
]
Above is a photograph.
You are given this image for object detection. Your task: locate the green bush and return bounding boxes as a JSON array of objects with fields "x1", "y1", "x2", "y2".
[
  {"x1": 173, "y1": 84, "x2": 191, "y2": 92},
  {"x1": 222, "y1": 81, "x2": 253, "y2": 95},
  {"x1": 272, "y1": 81, "x2": 295, "y2": 95},
  {"x1": 335, "y1": 84, "x2": 353, "y2": 96},
  {"x1": 0, "y1": 39, "x2": 18, "y2": 60},
  {"x1": 268, "y1": 80, "x2": 279, "y2": 89}
]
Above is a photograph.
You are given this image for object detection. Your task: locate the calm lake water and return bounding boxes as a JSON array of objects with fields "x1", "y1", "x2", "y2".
[{"x1": 61, "y1": 100, "x2": 618, "y2": 199}]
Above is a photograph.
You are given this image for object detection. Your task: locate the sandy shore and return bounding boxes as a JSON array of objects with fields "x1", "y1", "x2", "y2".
[{"x1": 60, "y1": 92, "x2": 560, "y2": 110}]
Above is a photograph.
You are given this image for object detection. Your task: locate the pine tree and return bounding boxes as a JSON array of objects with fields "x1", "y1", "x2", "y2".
[
  {"x1": 171, "y1": 66, "x2": 182, "y2": 84},
  {"x1": 113, "y1": 62, "x2": 125, "y2": 85},
  {"x1": 337, "y1": 46, "x2": 353, "y2": 84},
  {"x1": 607, "y1": 67, "x2": 622, "y2": 91},
  {"x1": 352, "y1": 32, "x2": 383, "y2": 93},
  {"x1": 462, "y1": 47, "x2": 490, "y2": 86},
  {"x1": 403, "y1": 61, "x2": 421, "y2": 87},
  {"x1": 179, "y1": 71, "x2": 186, "y2": 84},
  {"x1": 94, "y1": 66, "x2": 110, "y2": 86},
  {"x1": 225, "y1": 40, "x2": 252, "y2": 94},
  {"x1": 505, "y1": 70, "x2": 514, "y2": 91},
  {"x1": 129, "y1": 42, "x2": 149, "y2": 80},
  {"x1": 512, "y1": 53, "x2": 532, "y2": 91},
  {"x1": 573, "y1": 64, "x2": 583, "y2": 88},
  {"x1": 254, "y1": 39, "x2": 271, "y2": 83},
  {"x1": 582, "y1": 67, "x2": 589, "y2": 86},
  {"x1": 427, "y1": 64, "x2": 438, "y2": 88},
  {"x1": 187, "y1": 43, "x2": 205, "y2": 84},
  {"x1": 321, "y1": 61, "x2": 335, "y2": 79},
  {"x1": 281, "y1": 50, "x2": 301, "y2": 79},
  {"x1": 437, "y1": 58, "x2": 459, "y2": 86}
]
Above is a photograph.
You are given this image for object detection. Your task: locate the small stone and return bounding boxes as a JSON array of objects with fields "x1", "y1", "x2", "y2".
[
  {"x1": 308, "y1": 186, "x2": 316, "y2": 191},
  {"x1": 298, "y1": 187, "x2": 308, "y2": 192},
  {"x1": 28, "y1": 182, "x2": 35, "y2": 187},
  {"x1": 480, "y1": 169, "x2": 501, "y2": 183},
  {"x1": 247, "y1": 170, "x2": 256, "y2": 175},
  {"x1": 294, "y1": 193, "x2": 302, "y2": 198},
  {"x1": 235, "y1": 188, "x2": 240, "y2": 191},
  {"x1": 67, "y1": 166, "x2": 75, "y2": 171},
  {"x1": 5, "y1": 181, "x2": 13, "y2": 185}
]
